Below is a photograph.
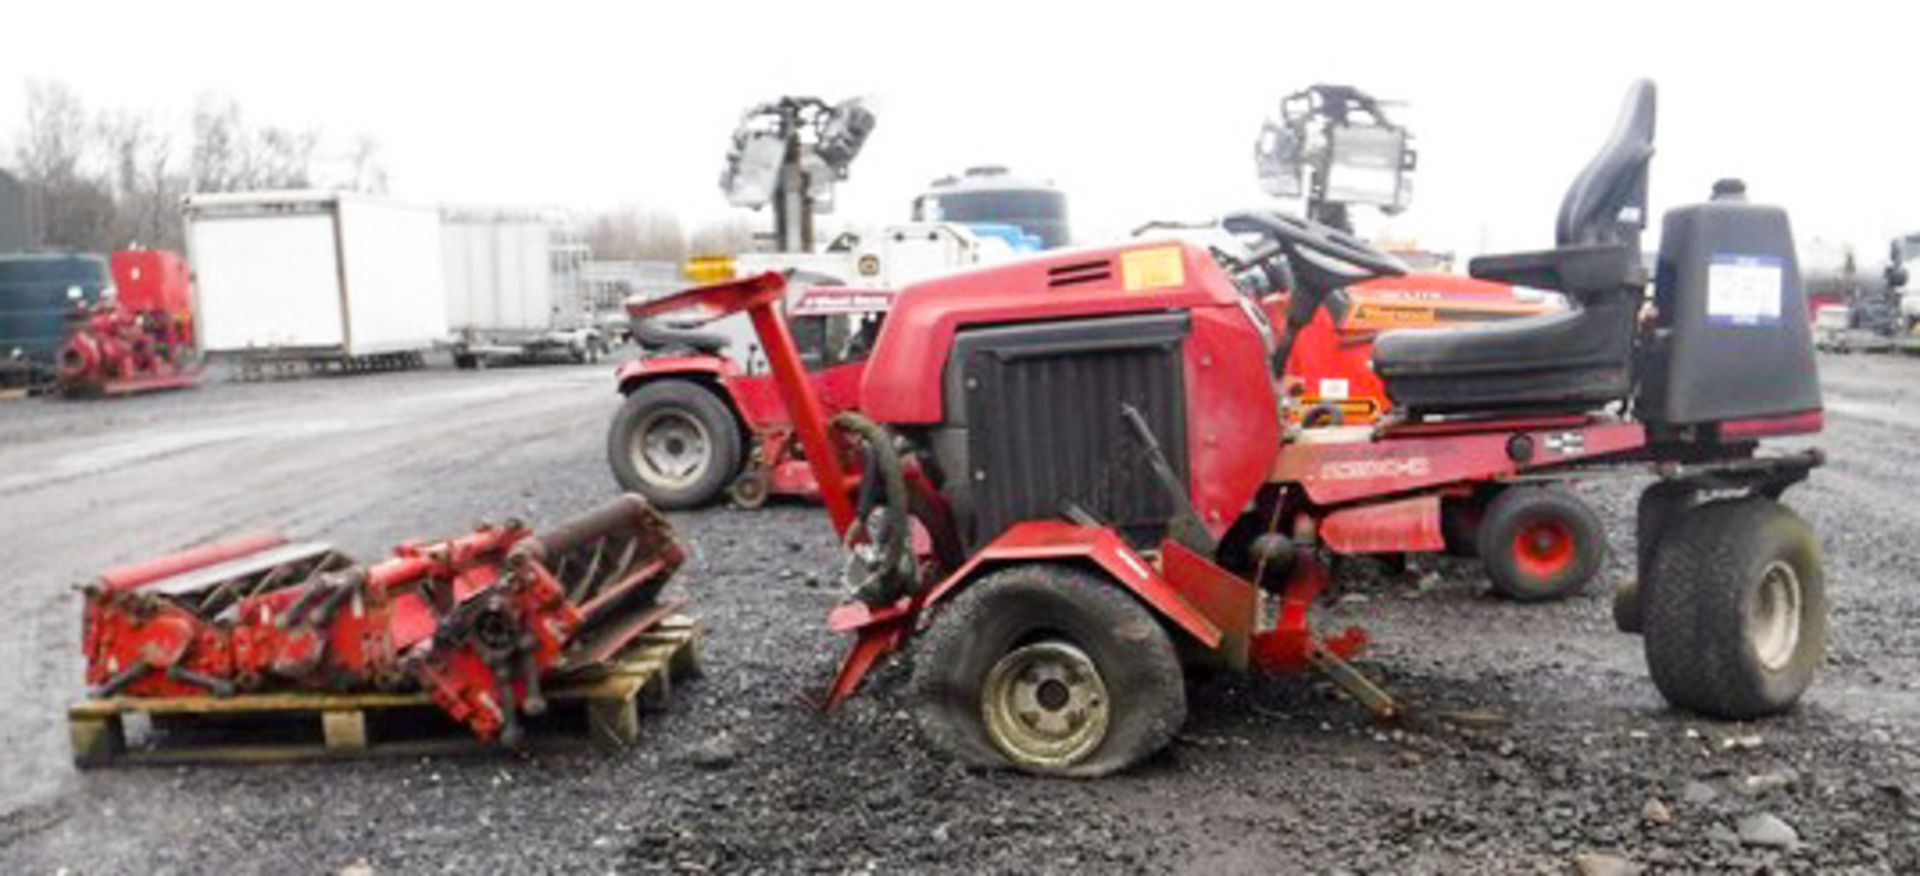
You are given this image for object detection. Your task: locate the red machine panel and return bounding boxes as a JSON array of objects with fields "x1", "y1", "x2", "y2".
[{"x1": 109, "y1": 250, "x2": 192, "y2": 319}]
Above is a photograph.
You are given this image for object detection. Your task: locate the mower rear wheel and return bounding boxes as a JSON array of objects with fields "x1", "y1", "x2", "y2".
[
  {"x1": 607, "y1": 381, "x2": 742, "y2": 509},
  {"x1": 910, "y1": 564, "x2": 1186, "y2": 777},
  {"x1": 1477, "y1": 485, "x2": 1606, "y2": 602},
  {"x1": 1642, "y1": 497, "x2": 1826, "y2": 720}
]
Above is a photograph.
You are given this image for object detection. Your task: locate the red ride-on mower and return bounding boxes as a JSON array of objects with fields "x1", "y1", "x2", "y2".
[
  {"x1": 606, "y1": 286, "x2": 892, "y2": 509},
  {"x1": 635, "y1": 80, "x2": 1828, "y2": 776},
  {"x1": 1213, "y1": 214, "x2": 1604, "y2": 601}
]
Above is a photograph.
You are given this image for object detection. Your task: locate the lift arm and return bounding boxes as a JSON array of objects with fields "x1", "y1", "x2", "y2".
[{"x1": 627, "y1": 273, "x2": 857, "y2": 534}]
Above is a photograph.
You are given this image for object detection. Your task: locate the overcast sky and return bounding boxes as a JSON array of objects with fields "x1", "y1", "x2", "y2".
[{"x1": 4, "y1": 1, "x2": 1916, "y2": 261}]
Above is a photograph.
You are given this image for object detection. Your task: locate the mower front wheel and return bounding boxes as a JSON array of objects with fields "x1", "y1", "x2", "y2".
[
  {"x1": 606, "y1": 381, "x2": 742, "y2": 509},
  {"x1": 1642, "y1": 497, "x2": 1826, "y2": 720},
  {"x1": 910, "y1": 564, "x2": 1186, "y2": 777},
  {"x1": 1477, "y1": 485, "x2": 1607, "y2": 602}
]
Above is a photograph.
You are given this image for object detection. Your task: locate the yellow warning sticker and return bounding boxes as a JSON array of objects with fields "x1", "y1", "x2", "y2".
[{"x1": 1120, "y1": 246, "x2": 1185, "y2": 292}]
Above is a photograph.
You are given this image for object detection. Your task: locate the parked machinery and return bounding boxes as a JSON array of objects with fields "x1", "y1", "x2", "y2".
[
  {"x1": 610, "y1": 93, "x2": 1032, "y2": 509},
  {"x1": 57, "y1": 250, "x2": 199, "y2": 397},
  {"x1": 0, "y1": 253, "x2": 111, "y2": 389},
  {"x1": 80, "y1": 496, "x2": 685, "y2": 743},
  {"x1": 636, "y1": 81, "x2": 1830, "y2": 776}
]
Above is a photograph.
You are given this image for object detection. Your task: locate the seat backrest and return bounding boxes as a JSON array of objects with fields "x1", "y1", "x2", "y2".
[{"x1": 1556, "y1": 81, "x2": 1657, "y2": 248}]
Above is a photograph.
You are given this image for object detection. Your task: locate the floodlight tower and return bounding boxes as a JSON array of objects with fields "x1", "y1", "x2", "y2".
[
  {"x1": 719, "y1": 96, "x2": 876, "y2": 252},
  {"x1": 1253, "y1": 84, "x2": 1416, "y2": 233}
]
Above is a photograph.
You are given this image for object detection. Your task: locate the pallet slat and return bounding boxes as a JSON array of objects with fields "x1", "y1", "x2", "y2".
[{"x1": 69, "y1": 615, "x2": 702, "y2": 768}]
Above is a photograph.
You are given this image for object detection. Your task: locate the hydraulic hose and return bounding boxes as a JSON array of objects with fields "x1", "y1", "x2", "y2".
[{"x1": 830, "y1": 412, "x2": 913, "y2": 604}]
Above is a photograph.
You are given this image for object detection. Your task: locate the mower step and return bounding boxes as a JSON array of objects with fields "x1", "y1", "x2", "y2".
[{"x1": 69, "y1": 616, "x2": 703, "y2": 768}]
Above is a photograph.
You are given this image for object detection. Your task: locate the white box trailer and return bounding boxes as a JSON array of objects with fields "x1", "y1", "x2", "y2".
[
  {"x1": 440, "y1": 210, "x2": 604, "y2": 367},
  {"x1": 183, "y1": 190, "x2": 448, "y2": 368}
]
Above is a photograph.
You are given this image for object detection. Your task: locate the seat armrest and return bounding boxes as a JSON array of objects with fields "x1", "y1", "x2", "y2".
[{"x1": 1468, "y1": 244, "x2": 1642, "y2": 299}]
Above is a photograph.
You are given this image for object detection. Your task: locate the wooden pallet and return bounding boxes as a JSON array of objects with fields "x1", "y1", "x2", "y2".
[{"x1": 69, "y1": 615, "x2": 702, "y2": 768}]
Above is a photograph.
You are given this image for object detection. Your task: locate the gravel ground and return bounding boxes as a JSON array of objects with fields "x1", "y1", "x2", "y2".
[{"x1": 1, "y1": 351, "x2": 1916, "y2": 874}]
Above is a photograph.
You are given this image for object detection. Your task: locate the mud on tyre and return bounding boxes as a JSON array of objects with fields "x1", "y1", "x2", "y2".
[
  {"x1": 606, "y1": 381, "x2": 742, "y2": 509},
  {"x1": 1641, "y1": 496, "x2": 1827, "y2": 720},
  {"x1": 909, "y1": 563, "x2": 1186, "y2": 778}
]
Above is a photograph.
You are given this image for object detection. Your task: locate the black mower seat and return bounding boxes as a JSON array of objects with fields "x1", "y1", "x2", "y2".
[
  {"x1": 634, "y1": 319, "x2": 729, "y2": 356},
  {"x1": 1374, "y1": 80, "x2": 1656, "y2": 416}
]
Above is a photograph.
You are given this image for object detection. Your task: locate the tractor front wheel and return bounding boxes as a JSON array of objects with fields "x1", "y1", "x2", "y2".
[
  {"x1": 1642, "y1": 497, "x2": 1826, "y2": 720},
  {"x1": 606, "y1": 381, "x2": 742, "y2": 509},
  {"x1": 910, "y1": 564, "x2": 1186, "y2": 777},
  {"x1": 1477, "y1": 485, "x2": 1607, "y2": 602}
]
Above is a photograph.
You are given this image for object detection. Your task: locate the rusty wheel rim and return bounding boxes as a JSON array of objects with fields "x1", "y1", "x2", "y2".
[{"x1": 981, "y1": 641, "x2": 1109, "y2": 769}]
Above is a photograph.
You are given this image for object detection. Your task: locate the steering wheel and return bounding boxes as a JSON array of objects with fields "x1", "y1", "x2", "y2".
[
  {"x1": 1221, "y1": 211, "x2": 1407, "y2": 279},
  {"x1": 1219, "y1": 211, "x2": 1408, "y2": 377}
]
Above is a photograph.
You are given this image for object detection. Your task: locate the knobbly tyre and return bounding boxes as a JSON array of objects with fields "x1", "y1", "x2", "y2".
[{"x1": 633, "y1": 80, "x2": 1829, "y2": 777}]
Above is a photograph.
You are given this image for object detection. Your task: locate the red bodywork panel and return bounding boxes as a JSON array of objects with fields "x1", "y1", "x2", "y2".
[
  {"x1": 108, "y1": 250, "x2": 193, "y2": 321},
  {"x1": 861, "y1": 241, "x2": 1279, "y2": 540},
  {"x1": 1275, "y1": 419, "x2": 1647, "y2": 506},
  {"x1": 1320, "y1": 494, "x2": 1445, "y2": 554},
  {"x1": 1269, "y1": 272, "x2": 1554, "y2": 424},
  {"x1": 615, "y1": 354, "x2": 866, "y2": 430},
  {"x1": 919, "y1": 521, "x2": 1225, "y2": 649}
]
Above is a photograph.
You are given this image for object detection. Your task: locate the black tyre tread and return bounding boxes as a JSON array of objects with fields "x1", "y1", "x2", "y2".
[
  {"x1": 1477, "y1": 485, "x2": 1608, "y2": 602},
  {"x1": 909, "y1": 563, "x2": 1187, "y2": 778},
  {"x1": 1642, "y1": 498, "x2": 1827, "y2": 720},
  {"x1": 604, "y1": 381, "x2": 742, "y2": 509}
]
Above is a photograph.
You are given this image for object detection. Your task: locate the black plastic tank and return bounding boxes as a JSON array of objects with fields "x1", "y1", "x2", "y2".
[
  {"x1": 0, "y1": 253, "x2": 110, "y2": 371},
  {"x1": 1636, "y1": 181, "x2": 1821, "y2": 427}
]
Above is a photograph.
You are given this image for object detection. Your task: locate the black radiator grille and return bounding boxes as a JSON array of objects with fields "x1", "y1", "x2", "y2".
[{"x1": 951, "y1": 313, "x2": 1189, "y2": 548}]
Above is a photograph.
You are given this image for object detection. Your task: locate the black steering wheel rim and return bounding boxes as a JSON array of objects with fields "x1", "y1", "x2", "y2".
[{"x1": 1220, "y1": 210, "x2": 1408, "y2": 279}]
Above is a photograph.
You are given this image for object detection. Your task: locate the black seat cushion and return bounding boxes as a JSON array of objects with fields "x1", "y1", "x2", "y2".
[
  {"x1": 1373, "y1": 81, "x2": 1657, "y2": 416},
  {"x1": 1372, "y1": 296, "x2": 1638, "y2": 414}
]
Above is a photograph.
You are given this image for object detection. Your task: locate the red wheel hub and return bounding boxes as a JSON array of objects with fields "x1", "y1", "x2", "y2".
[{"x1": 1511, "y1": 518, "x2": 1575, "y2": 580}]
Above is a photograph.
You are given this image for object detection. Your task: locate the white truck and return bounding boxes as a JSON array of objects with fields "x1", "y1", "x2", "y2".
[
  {"x1": 441, "y1": 210, "x2": 604, "y2": 368},
  {"x1": 657, "y1": 221, "x2": 1022, "y2": 371},
  {"x1": 183, "y1": 190, "x2": 448, "y2": 374}
]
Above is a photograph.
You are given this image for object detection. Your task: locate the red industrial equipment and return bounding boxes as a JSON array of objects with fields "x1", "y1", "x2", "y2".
[
  {"x1": 608, "y1": 286, "x2": 890, "y2": 509},
  {"x1": 634, "y1": 81, "x2": 1832, "y2": 777},
  {"x1": 81, "y1": 495, "x2": 685, "y2": 742},
  {"x1": 57, "y1": 250, "x2": 198, "y2": 396}
]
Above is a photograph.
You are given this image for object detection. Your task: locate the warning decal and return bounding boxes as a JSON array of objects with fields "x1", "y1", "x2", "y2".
[
  {"x1": 1120, "y1": 246, "x2": 1186, "y2": 292},
  {"x1": 1706, "y1": 254, "x2": 1784, "y2": 327}
]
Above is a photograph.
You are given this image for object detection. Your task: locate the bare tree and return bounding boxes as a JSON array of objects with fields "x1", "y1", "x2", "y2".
[
  {"x1": 3, "y1": 82, "x2": 390, "y2": 253},
  {"x1": 188, "y1": 94, "x2": 243, "y2": 193},
  {"x1": 338, "y1": 134, "x2": 390, "y2": 194},
  {"x1": 587, "y1": 207, "x2": 686, "y2": 261},
  {"x1": 688, "y1": 216, "x2": 760, "y2": 255},
  {"x1": 13, "y1": 80, "x2": 115, "y2": 250},
  {"x1": 99, "y1": 110, "x2": 186, "y2": 250},
  {"x1": 189, "y1": 94, "x2": 316, "y2": 193}
]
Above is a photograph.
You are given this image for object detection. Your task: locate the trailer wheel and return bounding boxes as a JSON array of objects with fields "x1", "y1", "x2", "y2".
[
  {"x1": 910, "y1": 564, "x2": 1186, "y2": 778},
  {"x1": 606, "y1": 381, "x2": 741, "y2": 509},
  {"x1": 1477, "y1": 486, "x2": 1606, "y2": 602},
  {"x1": 1642, "y1": 498, "x2": 1826, "y2": 720},
  {"x1": 729, "y1": 467, "x2": 770, "y2": 509}
]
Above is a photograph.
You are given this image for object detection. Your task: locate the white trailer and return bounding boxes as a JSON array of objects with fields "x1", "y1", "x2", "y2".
[
  {"x1": 440, "y1": 210, "x2": 604, "y2": 368},
  {"x1": 183, "y1": 190, "x2": 447, "y2": 373}
]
